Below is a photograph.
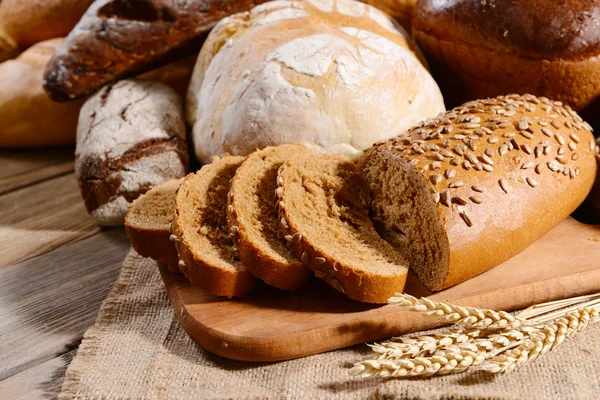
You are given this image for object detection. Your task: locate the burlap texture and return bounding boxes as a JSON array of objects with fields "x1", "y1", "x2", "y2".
[{"x1": 60, "y1": 250, "x2": 600, "y2": 399}]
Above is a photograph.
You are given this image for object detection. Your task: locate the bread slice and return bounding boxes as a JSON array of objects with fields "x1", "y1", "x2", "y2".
[
  {"x1": 125, "y1": 178, "x2": 182, "y2": 273},
  {"x1": 172, "y1": 156, "x2": 255, "y2": 297},
  {"x1": 228, "y1": 145, "x2": 311, "y2": 291},
  {"x1": 276, "y1": 149, "x2": 409, "y2": 303}
]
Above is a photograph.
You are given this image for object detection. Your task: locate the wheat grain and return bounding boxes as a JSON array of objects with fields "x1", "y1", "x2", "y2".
[{"x1": 388, "y1": 293, "x2": 523, "y2": 329}]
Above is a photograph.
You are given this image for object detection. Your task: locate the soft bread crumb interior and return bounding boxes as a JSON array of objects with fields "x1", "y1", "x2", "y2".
[{"x1": 127, "y1": 180, "x2": 180, "y2": 230}]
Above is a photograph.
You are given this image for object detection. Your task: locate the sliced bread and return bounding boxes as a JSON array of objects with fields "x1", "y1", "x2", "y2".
[
  {"x1": 172, "y1": 156, "x2": 256, "y2": 297},
  {"x1": 228, "y1": 145, "x2": 311, "y2": 291},
  {"x1": 125, "y1": 178, "x2": 182, "y2": 273},
  {"x1": 276, "y1": 149, "x2": 409, "y2": 303}
]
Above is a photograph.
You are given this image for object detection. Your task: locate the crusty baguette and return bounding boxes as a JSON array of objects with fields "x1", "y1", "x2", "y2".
[
  {"x1": 0, "y1": 0, "x2": 93, "y2": 62},
  {"x1": 125, "y1": 179, "x2": 183, "y2": 273},
  {"x1": 0, "y1": 38, "x2": 84, "y2": 147},
  {"x1": 76, "y1": 79, "x2": 188, "y2": 227},
  {"x1": 228, "y1": 145, "x2": 311, "y2": 291},
  {"x1": 43, "y1": 0, "x2": 268, "y2": 101},
  {"x1": 172, "y1": 156, "x2": 256, "y2": 298},
  {"x1": 359, "y1": 94, "x2": 598, "y2": 291},
  {"x1": 277, "y1": 148, "x2": 409, "y2": 303}
]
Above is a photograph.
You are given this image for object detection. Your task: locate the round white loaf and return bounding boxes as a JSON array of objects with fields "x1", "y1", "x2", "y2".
[{"x1": 187, "y1": 0, "x2": 445, "y2": 164}]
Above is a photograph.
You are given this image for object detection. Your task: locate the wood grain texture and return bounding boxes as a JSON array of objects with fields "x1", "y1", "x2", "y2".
[
  {"x1": 0, "y1": 148, "x2": 74, "y2": 195},
  {"x1": 0, "y1": 350, "x2": 75, "y2": 400},
  {"x1": 161, "y1": 218, "x2": 600, "y2": 362},
  {"x1": 0, "y1": 173, "x2": 100, "y2": 268},
  {"x1": 0, "y1": 229, "x2": 130, "y2": 381}
]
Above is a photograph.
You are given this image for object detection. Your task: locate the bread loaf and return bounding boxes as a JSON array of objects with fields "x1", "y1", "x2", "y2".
[
  {"x1": 125, "y1": 179, "x2": 182, "y2": 273},
  {"x1": 359, "y1": 94, "x2": 598, "y2": 291},
  {"x1": 277, "y1": 148, "x2": 409, "y2": 303},
  {"x1": 172, "y1": 156, "x2": 256, "y2": 298},
  {"x1": 43, "y1": 0, "x2": 268, "y2": 101},
  {"x1": 0, "y1": 0, "x2": 93, "y2": 62},
  {"x1": 0, "y1": 38, "x2": 85, "y2": 147},
  {"x1": 412, "y1": 0, "x2": 600, "y2": 114},
  {"x1": 360, "y1": 0, "x2": 415, "y2": 30},
  {"x1": 76, "y1": 79, "x2": 188, "y2": 227},
  {"x1": 187, "y1": 0, "x2": 444, "y2": 164},
  {"x1": 228, "y1": 145, "x2": 311, "y2": 292}
]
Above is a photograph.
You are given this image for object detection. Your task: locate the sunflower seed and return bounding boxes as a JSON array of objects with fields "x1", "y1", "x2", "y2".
[
  {"x1": 526, "y1": 177, "x2": 538, "y2": 188},
  {"x1": 569, "y1": 133, "x2": 580, "y2": 143},
  {"x1": 551, "y1": 120, "x2": 562, "y2": 130},
  {"x1": 488, "y1": 137, "x2": 499, "y2": 144},
  {"x1": 521, "y1": 144, "x2": 533, "y2": 154},
  {"x1": 535, "y1": 164, "x2": 543, "y2": 174},
  {"x1": 301, "y1": 251, "x2": 310, "y2": 264},
  {"x1": 503, "y1": 132, "x2": 516, "y2": 138},
  {"x1": 556, "y1": 155, "x2": 569, "y2": 165},
  {"x1": 517, "y1": 118, "x2": 529, "y2": 131},
  {"x1": 541, "y1": 127, "x2": 554, "y2": 137},
  {"x1": 275, "y1": 187, "x2": 283, "y2": 198},
  {"x1": 169, "y1": 234, "x2": 179, "y2": 243},
  {"x1": 499, "y1": 178, "x2": 509, "y2": 193},
  {"x1": 431, "y1": 174, "x2": 443, "y2": 185},
  {"x1": 555, "y1": 133, "x2": 565, "y2": 145},
  {"x1": 482, "y1": 164, "x2": 494, "y2": 172},
  {"x1": 572, "y1": 152, "x2": 579, "y2": 161},
  {"x1": 472, "y1": 185, "x2": 486, "y2": 193},
  {"x1": 460, "y1": 211, "x2": 474, "y2": 227},
  {"x1": 448, "y1": 180, "x2": 464, "y2": 188},
  {"x1": 315, "y1": 257, "x2": 326, "y2": 264},
  {"x1": 285, "y1": 235, "x2": 293, "y2": 242},
  {"x1": 470, "y1": 196, "x2": 484, "y2": 204},
  {"x1": 499, "y1": 144, "x2": 508, "y2": 156},
  {"x1": 440, "y1": 191, "x2": 452, "y2": 207},
  {"x1": 463, "y1": 160, "x2": 472, "y2": 170},
  {"x1": 445, "y1": 169, "x2": 456, "y2": 179},
  {"x1": 433, "y1": 192, "x2": 440, "y2": 204},
  {"x1": 521, "y1": 162, "x2": 535, "y2": 169},
  {"x1": 281, "y1": 217, "x2": 289, "y2": 229},
  {"x1": 481, "y1": 154, "x2": 495, "y2": 166},
  {"x1": 466, "y1": 152, "x2": 479, "y2": 164},
  {"x1": 568, "y1": 141, "x2": 577, "y2": 151},
  {"x1": 453, "y1": 196, "x2": 468, "y2": 206},
  {"x1": 293, "y1": 232, "x2": 303, "y2": 243}
]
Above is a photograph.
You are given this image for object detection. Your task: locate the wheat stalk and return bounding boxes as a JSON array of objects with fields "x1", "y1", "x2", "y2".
[
  {"x1": 388, "y1": 293, "x2": 524, "y2": 329},
  {"x1": 350, "y1": 293, "x2": 600, "y2": 379}
]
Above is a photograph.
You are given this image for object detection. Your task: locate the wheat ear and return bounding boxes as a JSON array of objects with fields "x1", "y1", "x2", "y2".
[
  {"x1": 480, "y1": 307, "x2": 600, "y2": 374},
  {"x1": 388, "y1": 293, "x2": 524, "y2": 329}
]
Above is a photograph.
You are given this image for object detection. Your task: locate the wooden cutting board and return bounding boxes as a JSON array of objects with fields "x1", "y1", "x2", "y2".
[{"x1": 159, "y1": 217, "x2": 600, "y2": 362}]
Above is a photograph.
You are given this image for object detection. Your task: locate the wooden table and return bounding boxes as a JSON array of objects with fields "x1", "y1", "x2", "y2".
[{"x1": 0, "y1": 149, "x2": 131, "y2": 399}]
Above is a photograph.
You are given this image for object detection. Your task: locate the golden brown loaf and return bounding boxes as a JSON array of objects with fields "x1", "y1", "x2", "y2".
[
  {"x1": 0, "y1": 38, "x2": 85, "y2": 147},
  {"x1": 360, "y1": 0, "x2": 416, "y2": 31},
  {"x1": 412, "y1": 0, "x2": 600, "y2": 115},
  {"x1": 0, "y1": 0, "x2": 93, "y2": 62},
  {"x1": 187, "y1": 0, "x2": 444, "y2": 164},
  {"x1": 228, "y1": 145, "x2": 311, "y2": 291},
  {"x1": 125, "y1": 179, "x2": 183, "y2": 274},
  {"x1": 359, "y1": 94, "x2": 598, "y2": 291},
  {"x1": 172, "y1": 156, "x2": 256, "y2": 298},
  {"x1": 277, "y1": 148, "x2": 409, "y2": 303}
]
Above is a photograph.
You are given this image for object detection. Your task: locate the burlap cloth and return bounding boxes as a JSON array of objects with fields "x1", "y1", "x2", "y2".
[{"x1": 59, "y1": 250, "x2": 600, "y2": 399}]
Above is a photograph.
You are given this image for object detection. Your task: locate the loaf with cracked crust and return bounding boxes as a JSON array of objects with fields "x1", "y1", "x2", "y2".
[
  {"x1": 75, "y1": 79, "x2": 188, "y2": 227},
  {"x1": 227, "y1": 145, "x2": 311, "y2": 292},
  {"x1": 359, "y1": 94, "x2": 598, "y2": 292},
  {"x1": 187, "y1": 0, "x2": 444, "y2": 164},
  {"x1": 125, "y1": 179, "x2": 182, "y2": 273},
  {"x1": 412, "y1": 0, "x2": 600, "y2": 124},
  {"x1": 172, "y1": 156, "x2": 256, "y2": 298},
  {"x1": 277, "y1": 148, "x2": 409, "y2": 303},
  {"x1": 43, "y1": 0, "x2": 268, "y2": 101}
]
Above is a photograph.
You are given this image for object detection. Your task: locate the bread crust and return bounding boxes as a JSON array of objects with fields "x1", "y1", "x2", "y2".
[
  {"x1": 360, "y1": 94, "x2": 598, "y2": 291},
  {"x1": 43, "y1": 0, "x2": 268, "y2": 101},
  {"x1": 360, "y1": 0, "x2": 416, "y2": 31}
]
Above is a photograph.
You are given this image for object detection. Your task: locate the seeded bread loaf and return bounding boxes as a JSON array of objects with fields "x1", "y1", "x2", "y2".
[
  {"x1": 42, "y1": 0, "x2": 268, "y2": 101},
  {"x1": 359, "y1": 94, "x2": 598, "y2": 292},
  {"x1": 187, "y1": 0, "x2": 444, "y2": 164},
  {"x1": 76, "y1": 79, "x2": 188, "y2": 227},
  {"x1": 0, "y1": 0, "x2": 94, "y2": 62},
  {"x1": 277, "y1": 148, "x2": 409, "y2": 303},
  {"x1": 228, "y1": 145, "x2": 311, "y2": 291},
  {"x1": 125, "y1": 179, "x2": 182, "y2": 273},
  {"x1": 172, "y1": 156, "x2": 256, "y2": 298},
  {"x1": 412, "y1": 0, "x2": 600, "y2": 116}
]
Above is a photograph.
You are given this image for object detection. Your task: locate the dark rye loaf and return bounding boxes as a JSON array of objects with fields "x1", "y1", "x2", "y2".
[
  {"x1": 277, "y1": 148, "x2": 409, "y2": 304},
  {"x1": 43, "y1": 0, "x2": 268, "y2": 101},
  {"x1": 172, "y1": 156, "x2": 256, "y2": 298},
  {"x1": 359, "y1": 94, "x2": 598, "y2": 292},
  {"x1": 227, "y1": 145, "x2": 311, "y2": 292}
]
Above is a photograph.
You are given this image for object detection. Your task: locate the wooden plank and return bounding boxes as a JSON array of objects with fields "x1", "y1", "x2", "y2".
[
  {"x1": 0, "y1": 148, "x2": 74, "y2": 194},
  {"x1": 161, "y1": 218, "x2": 600, "y2": 362},
  {"x1": 0, "y1": 350, "x2": 75, "y2": 400},
  {"x1": 0, "y1": 229, "x2": 130, "y2": 381},
  {"x1": 0, "y1": 173, "x2": 100, "y2": 268}
]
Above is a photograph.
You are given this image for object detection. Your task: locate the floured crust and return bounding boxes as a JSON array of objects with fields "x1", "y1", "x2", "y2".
[
  {"x1": 172, "y1": 156, "x2": 256, "y2": 298},
  {"x1": 125, "y1": 179, "x2": 182, "y2": 273},
  {"x1": 228, "y1": 145, "x2": 311, "y2": 291},
  {"x1": 188, "y1": 0, "x2": 444, "y2": 164},
  {"x1": 277, "y1": 148, "x2": 409, "y2": 303},
  {"x1": 75, "y1": 79, "x2": 188, "y2": 227},
  {"x1": 360, "y1": 94, "x2": 598, "y2": 291}
]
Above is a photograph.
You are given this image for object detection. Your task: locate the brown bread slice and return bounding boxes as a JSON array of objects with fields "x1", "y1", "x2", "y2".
[
  {"x1": 228, "y1": 145, "x2": 311, "y2": 291},
  {"x1": 125, "y1": 179, "x2": 182, "y2": 273},
  {"x1": 358, "y1": 94, "x2": 598, "y2": 292},
  {"x1": 276, "y1": 149, "x2": 409, "y2": 303},
  {"x1": 172, "y1": 156, "x2": 255, "y2": 297}
]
